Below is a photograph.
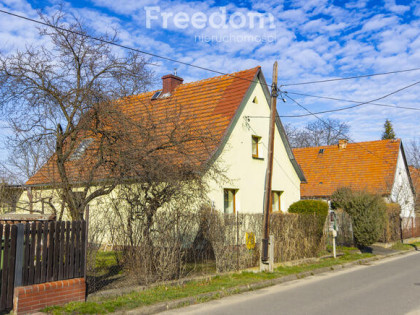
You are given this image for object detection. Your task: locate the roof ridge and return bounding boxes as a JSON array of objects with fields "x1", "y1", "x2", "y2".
[
  {"x1": 293, "y1": 138, "x2": 401, "y2": 150},
  {"x1": 125, "y1": 67, "x2": 260, "y2": 100},
  {"x1": 180, "y1": 66, "x2": 260, "y2": 88}
]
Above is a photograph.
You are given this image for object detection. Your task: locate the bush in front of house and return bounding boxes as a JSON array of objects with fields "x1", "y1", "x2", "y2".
[
  {"x1": 288, "y1": 200, "x2": 329, "y2": 240},
  {"x1": 288, "y1": 200, "x2": 329, "y2": 217},
  {"x1": 331, "y1": 187, "x2": 387, "y2": 248}
]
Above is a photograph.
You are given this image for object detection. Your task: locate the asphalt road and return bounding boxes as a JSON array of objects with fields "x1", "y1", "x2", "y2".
[{"x1": 162, "y1": 251, "x2": 420, "y2": 315}]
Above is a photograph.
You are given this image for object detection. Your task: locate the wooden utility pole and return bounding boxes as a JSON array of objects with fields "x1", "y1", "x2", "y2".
[{"x1": 261, "y1": 61, "x2": 278, "y2": 263}]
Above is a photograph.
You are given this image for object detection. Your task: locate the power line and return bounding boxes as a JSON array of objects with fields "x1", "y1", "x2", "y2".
[
  {"x1": 285, "y1": 94, "x2": 396, "y2": 167},
  {"x1": 247, "y1": 79, "x2": 420, "y2": 118},
  {"x1": 281, "y1": 67, "x2": 420, "y2": 87},
  {"x1": 285, "y1": 91, "x2": 420, "y2": 112},
  {"x1": 283, "y1": 79, "x2": 420, "y2": 116},
  {"x1": 0, "y1": 9, "x2": 272, "y2": 88}
]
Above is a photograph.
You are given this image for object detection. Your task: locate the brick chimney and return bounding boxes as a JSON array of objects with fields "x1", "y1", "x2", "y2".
[
  {"x1": 338, "y1": 139, "x2": 348, "y2": 149},
  {"x1": 161, "y1": 74, "x2": 183, "y2": 95}
]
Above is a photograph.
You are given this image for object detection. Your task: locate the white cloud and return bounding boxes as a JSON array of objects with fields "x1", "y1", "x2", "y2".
[
  {"x1": 360, "y1": 14, "x2": 399, "y2": 33},
  {"x1": 384, "y1": 0, "x2": 410, "y2": 15}
]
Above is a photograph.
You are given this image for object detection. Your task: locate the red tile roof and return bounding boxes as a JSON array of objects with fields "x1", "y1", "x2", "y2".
[
  {"x1": 26, "y1": 67, "x2": 261, "y2": 186},
  {"x1": 292, "y1": 139, "x2": 401, "y2": 198}
]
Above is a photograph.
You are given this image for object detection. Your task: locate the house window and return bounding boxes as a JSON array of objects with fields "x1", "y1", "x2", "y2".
[
  {"x1": 271, "y1": 191, "x2": 283, "y2": 213},
  {"x1": 252, "y1": 136, "x2": 261, "y2": 158},
  {"x1": 224, "y1": 189, "x2": 237, "y2": 214}
]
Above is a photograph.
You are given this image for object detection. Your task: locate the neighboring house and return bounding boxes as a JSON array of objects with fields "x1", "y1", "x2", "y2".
[
  {"x1": 293, "y1": 139, "x2": 416, "y2": 219},
  {"x1": 409, "y1": 166, "x2": 420, "y2": 215},
  {"x1": 23, "y1": 67, "x2": 305, "y2": 216}
]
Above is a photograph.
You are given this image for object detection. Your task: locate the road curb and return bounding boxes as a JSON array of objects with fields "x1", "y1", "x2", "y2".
[{"x1": 113, "y1": 249, "x2": 417, "y2": 315}]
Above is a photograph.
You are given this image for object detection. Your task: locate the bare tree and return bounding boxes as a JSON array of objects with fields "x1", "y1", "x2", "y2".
[
  {"x1": 0, "y1": 138, "x2": 53, "y2": 184},
  {"x1": 0, "y1": 11, "x2": 153, "y2": 219},
  {"x1": 284, "y1": 119, "x2": 350, "y2": 148},
  {"x1": 407, "y1": 139, "x2": 420, "y2": 168}
]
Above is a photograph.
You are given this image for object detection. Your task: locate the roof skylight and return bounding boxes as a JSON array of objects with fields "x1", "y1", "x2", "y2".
[{"x1": 70, "y1": 138, "x2": 94, "y2": 160}]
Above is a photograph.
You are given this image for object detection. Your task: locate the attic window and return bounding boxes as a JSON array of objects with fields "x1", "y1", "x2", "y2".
[
  {"x1": 318, "y1": 149, "x2": 324, "y2": 154},
  {"x1": 252, "y1": 96, "x2": 258, "y2": 104},
  {"x1": 151, "y1": 91, "x2": 161, "y2": 100},
  {"x1": 70, "y1": 138, "x2": 93, "y2": 160}
]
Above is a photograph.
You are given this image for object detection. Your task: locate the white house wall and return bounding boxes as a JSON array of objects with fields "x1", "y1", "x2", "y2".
[
  {"x1": 390, "y1": 149, "x2": 415, "y2": 218},
  {"x1": 205, "y1": 78, "x2": 301, "y2": 214}
]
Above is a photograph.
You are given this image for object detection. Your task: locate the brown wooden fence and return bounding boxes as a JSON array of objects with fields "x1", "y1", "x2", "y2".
[{"x1": 0, "y1": 220, "x2": 86, "y2": 312}]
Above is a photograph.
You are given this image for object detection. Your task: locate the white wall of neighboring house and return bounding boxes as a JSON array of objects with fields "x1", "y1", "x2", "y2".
[
  {"x1": 390, "y1": 149, "x2": 416, "y2": 219},
  {"x1": 205, "y1": 78, "x2": 302, "y2": 214}
]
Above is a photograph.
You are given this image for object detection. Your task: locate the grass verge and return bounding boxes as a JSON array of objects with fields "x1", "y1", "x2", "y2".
[
  {"x1": 44, "y1": 248, "x2": 372, "y2": 314},
  {"x1": 391, "y1": 241, "x2": 420, "y2": 251}
]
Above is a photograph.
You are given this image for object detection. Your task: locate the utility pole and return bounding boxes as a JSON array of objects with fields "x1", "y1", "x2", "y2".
[{"x1": 261, "y1": 61, "x2": 278, "y2": 264}]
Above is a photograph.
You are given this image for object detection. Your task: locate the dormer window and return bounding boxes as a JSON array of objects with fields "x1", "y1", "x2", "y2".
[
  {"x1": 70, "y1": 138, "x2": 94, "y2": 160},
  {"x1": 252, "y1": 135, "x2": 263, "y2": 159}
]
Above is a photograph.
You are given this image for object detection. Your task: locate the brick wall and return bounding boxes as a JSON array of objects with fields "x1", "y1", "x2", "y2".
[{"x1": 13, "y1": 278, "x2": 85, "y2": 314}]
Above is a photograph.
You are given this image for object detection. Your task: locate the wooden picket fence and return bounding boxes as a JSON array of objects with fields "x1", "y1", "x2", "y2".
[{"x1": 0, "y1": 220, "x2": 86, "y2": 312}]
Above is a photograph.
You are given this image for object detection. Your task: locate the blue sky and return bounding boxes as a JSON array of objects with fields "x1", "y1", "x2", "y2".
[{"x1": 0, "y1": 0, "x2": 419, "y2": 158}]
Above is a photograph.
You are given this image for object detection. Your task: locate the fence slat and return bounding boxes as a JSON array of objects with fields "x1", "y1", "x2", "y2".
[
  {"x1": 80, "y1": 220, "x2": 86, "y2": 278},
  {"x1": 22, "y1": 223, "x2": 30, "y2": 285},
  {"x1": 47, "y1": 222, "x2": 55, "y2": 282},
  {"x1": 1, "y1": 224, "x2": 10, "y2": 310},
  {"x1": 40, "y1": 222, "x2": 49, "y2": 283},
  {"x1": 35, "y1": 222, "x2": 43, "y2": 284},
  {"x1": 28, "y1": 222, "x2": 36, "y2": 284},
  {"x1": 65, "y1": 221, "x2": 71, "y2": 279},
  {"x1": 58, "y1": 221, "x2": 65, "y2": 280},
  {"x1": 69, "y1": 221, "x2": 76, "y2": 278},
  {"x1": 75, "y1": 221, "x2": 81, "y2": 277},
  {"x1": 6, "y1": 225, "x2": 17, "y2": 309},
  {"x1": 53, "y1": 222, "x2": 61, "y2": 281}
]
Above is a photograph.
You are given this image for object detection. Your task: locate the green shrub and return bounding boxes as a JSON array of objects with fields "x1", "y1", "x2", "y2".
[
  {"x1": 288, "y1": 200, "x2": 329, "y2": 217},
  {"x1": 331, "y1": 188, "x2": 386, "y2": 248},
  {"x1": 288, "y1": 200, "x2": 329, "y2": 238}
]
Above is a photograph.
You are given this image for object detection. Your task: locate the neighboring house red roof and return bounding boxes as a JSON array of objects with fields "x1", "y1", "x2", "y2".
[
  {"x1": 27, "y1": 66, "x2": 304, "y2": 187},
  {"x1": 293, "y1": 139, "x2": 402, "y2": 198}
]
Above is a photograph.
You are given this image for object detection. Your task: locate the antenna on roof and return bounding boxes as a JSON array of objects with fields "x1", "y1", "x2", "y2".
[{"x1": 174, "y1": 68, "x2": 177, "y2": 76}]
